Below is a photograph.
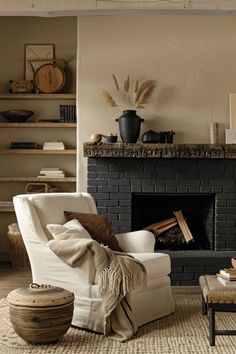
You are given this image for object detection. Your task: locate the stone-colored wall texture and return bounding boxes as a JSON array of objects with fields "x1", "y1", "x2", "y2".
[{"x1": 78, "y1": 15, "x2": 236, "y2": 190}]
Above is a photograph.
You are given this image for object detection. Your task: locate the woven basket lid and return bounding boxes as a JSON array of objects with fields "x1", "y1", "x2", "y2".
[{"x1": 7, "y1": 283, "x2": 74, "y2": 307}]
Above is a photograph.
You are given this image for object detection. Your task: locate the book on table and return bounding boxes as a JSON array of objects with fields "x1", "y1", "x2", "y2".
[
  {"x1": 217, "y1": 274, "x2": 236, "y2": 286},
  {"x1": 219, "y1": 268, "x2": 236, "y2": 280}
]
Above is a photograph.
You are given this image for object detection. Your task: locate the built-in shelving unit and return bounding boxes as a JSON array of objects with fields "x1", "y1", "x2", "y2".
[{"x1": 0, "y1": 93, "x2": 76, "y2": 213}]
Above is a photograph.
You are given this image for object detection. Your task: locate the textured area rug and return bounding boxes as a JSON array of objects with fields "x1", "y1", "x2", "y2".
[{"x1": 0, "y1": 295, "x2": 236, "y2": 354}]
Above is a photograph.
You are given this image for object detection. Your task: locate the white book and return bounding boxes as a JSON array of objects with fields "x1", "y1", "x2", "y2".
[
  {"x1": 37, "y1": 175, "x2": 65, "y2": 179},
  {"x1": 40, "y1": 170, "x2": 64, "y2": 175},
  {"x1": 43, "y1": 142, "x2": 65, "y2": 150},
  {"x1": 217, "y1": 274, "x2": 236, "y2": 286},
  {"x1": 40, "y1": 168, "x2": 61, "y2": 171}
]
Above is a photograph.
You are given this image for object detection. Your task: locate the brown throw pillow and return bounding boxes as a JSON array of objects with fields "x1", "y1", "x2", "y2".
[{"x1": 64, "y1": 211, "x2": 122, "y2": 252}]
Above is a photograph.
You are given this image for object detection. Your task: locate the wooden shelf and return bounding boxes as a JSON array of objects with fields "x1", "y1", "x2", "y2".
[
  {"x1": 0, "y1": 177, "x2": 76, "y2": 182},
  {"x1": 0, "y1": 122, "x2": 76, "y2": 128},
  {"x1": 0, "y1": 93, "x2": 76, "y2": 100},
  {"x1": 0, "y1": 149, "x2": 76, "y2": 155},
  {"x1": 0, "y1": 206, "x2": 14, "y2": 213}
]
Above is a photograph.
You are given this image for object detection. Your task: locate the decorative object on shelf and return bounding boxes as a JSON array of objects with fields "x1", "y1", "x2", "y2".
[
  {"x1": 25, "y1": 183, "x2": 59, "y2": 194},
  {"x1": 90, "y1": 133, "x2": 102, "y2": 143},
  {"x1": 59, "y1": 104, "x2": 76, "y2": 122},
  {"x1": 101, "y1": 74, "x2": 156, "y2": 143},
  {"x1": 159, "y1": 131, "x2": 175, "y2": 143},
  {"x1": 116, "y1": 110, "x2": 144, "y2": 143},
  {"x1": 229, "y1": 93, "x2": 236, "y2": 129},
  {"x1": 142, "y1": 130, "x2": 160, "y2": 143},
  {"x1": 34, "y1": 62, "x2": 66, "y2": 93},
  {"x1": 102, "y1": 133, "x2": 118, "y2": 143},
  {"x1": 225, "y1": 129, "x2": 236, "y2": 144},
  {"x1": 0, "y1": 109, "x2": 34, "y2": 122},
  {"x1": 210, "y1": 122, "x2": 219, "y2": 144},
  {"x1": 10, "y1": 142, "x2": 39, "y2": 149},
  {"x1": 9, "y1": 80, "x2": 34, "y2": 93},
  {"x1": 25, "y1": 44, "x2": 55, "y2": 80},
  {"x1": 7, "y1": 283, "x2": 74, "y2": 344},
  {"x1": 43, "y1": 141, "x2": 65, "y2": 150}
]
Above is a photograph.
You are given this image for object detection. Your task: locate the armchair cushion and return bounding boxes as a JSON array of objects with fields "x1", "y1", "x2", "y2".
[
  {"x1": 47, "y1": 219, "x2": 92, "y2": 240},
  {"x1": 64, "y1": 211, "x2": 122, "y2": 252}
]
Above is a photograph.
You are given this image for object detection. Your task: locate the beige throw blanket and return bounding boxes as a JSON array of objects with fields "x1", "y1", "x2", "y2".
[{"x1": 48, "y1": 236, "x2": 146, "y2": 341}]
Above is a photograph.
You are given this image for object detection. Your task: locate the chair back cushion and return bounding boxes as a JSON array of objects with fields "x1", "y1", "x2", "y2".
[{"x1": 14, "y1": 193, "x2": 97, "y2": 241}]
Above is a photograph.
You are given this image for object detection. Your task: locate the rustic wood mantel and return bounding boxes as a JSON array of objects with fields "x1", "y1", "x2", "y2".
[{"x1": 84, "y1": 142, "x2": 236, "y2": 159}]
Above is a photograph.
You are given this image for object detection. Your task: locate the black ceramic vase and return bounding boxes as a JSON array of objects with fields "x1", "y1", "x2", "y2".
[{"x1": 116, "y1": 110, "x2": 144, "y2": 143}]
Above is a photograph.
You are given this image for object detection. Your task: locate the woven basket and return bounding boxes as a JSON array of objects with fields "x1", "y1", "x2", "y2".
[{"x1": 7, "y1": 232, "x2": 30, "y2": 269}]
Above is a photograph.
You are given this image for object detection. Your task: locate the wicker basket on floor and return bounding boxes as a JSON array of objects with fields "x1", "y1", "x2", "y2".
[{"x1": 7, "y1": 232, "x2": 30, "y2": 269}]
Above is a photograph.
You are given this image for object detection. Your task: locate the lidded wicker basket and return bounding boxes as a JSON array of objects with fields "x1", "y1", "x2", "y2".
[{"x1": 7, "y1": 283, "x2": 74, "y2": 344}]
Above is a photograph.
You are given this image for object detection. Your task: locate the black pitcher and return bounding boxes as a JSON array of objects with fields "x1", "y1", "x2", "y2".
[{"x1": 116, "y1": 110, "x2": 144, "y2": 143}]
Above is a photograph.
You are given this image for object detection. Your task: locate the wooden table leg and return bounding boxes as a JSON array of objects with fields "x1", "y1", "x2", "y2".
[
  {"x1": 209, "y1": 306, "x2": 215, "y2": 346},
  {"x1": 202, "y1": 295, "x2": 207, "y2": 315}
]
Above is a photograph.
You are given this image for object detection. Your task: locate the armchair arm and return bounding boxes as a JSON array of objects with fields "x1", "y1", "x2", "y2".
[
  {"x1": 28, "y1": 242, "x2": 96, "y2": 295},
  {"x1": 115, "y1": 230, "x2": 155, "y2": 253}
]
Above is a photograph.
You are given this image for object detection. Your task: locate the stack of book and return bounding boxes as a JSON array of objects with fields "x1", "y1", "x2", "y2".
[
  {"x1": 38, "y1": 168, "x2": 65, "y2": 179},
  {"x1": 217, "y1": 268, "x2": 236, "y2": 286},
  {"x1": 10, "y1": 142, "x2": 39, "y2": 149},
  {"x1": 0, "y1": 201, "x2": 14, "y2": 208},
  {"x1": 59, "y1": 105, "x2": 76, "y2": 123}
]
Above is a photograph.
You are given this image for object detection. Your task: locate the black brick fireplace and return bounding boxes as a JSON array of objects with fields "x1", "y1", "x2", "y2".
[{"x1": 85, "y1": 143, "x2": 236, "y2": 285}]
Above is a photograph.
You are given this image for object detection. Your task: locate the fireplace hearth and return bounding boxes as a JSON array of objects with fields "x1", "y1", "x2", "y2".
[{"x1": 85, "y1": 143, "x2": 236, "y2": 285}]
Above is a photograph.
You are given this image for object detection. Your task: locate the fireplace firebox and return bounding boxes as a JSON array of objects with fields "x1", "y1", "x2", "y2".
[{"x1": 132, "y1": 193, "x2": 215, "y2": 251}]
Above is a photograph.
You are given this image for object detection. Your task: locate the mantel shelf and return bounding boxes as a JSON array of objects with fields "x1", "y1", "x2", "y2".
[
  {"x1": 0, "y1": 122, "x2": 76, "y2": 128},
  {"x1": 0, "y1": 177, "x2": 76, "y2": 182},
  {"x1": 0, "y1": 149, "x2": 76, "y2": 155},
  {"x1": 0, "y1": 93, "x2": 76, "y2": 100},
  {"x1": 84, "y1": 142, "x2": 236, "y2": 159}
]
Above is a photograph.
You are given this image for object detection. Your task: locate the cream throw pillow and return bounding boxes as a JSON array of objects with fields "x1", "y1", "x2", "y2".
[{"x1": 47, "y1": 219, "x2": 92, "y2": 240}]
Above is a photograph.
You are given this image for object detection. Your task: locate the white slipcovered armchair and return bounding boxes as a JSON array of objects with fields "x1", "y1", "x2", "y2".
[{"x1": 13, "y1": 192, "x2": 174, "y2": 333}]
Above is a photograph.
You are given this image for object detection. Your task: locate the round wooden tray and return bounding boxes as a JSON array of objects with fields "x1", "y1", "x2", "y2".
[{"x1": 34, "y1": 63, "x2": 65, "y2": 93}]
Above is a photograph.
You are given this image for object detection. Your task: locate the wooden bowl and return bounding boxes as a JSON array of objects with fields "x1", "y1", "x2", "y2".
[{"x1": 0, "y1": 110, "x2": 34, "y2": 122}]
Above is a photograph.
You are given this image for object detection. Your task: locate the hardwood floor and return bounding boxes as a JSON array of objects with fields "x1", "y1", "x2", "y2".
[
  {"x1": 0, "y1": 263, "x2": 32, "y2": 299},
  {"x1": 0, "y1": 263, "x2": 201, "y2": 299}
]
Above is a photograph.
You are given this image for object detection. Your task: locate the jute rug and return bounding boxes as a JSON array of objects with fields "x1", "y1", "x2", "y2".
[{"x1": 0, "y1": 295, "x2": 235, "y2": 354}]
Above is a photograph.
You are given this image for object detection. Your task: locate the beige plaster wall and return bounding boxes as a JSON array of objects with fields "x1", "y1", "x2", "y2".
[{"x1": 78, "y1": 15, "x2": 236, "y2": 191}]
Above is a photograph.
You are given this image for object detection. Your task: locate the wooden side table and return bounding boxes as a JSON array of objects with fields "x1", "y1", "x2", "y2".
[
  {"x1": 199, "y1": 275, "x2": 236, "y2": 346},
  {"x1": 7, "y1": 283, "x2": 74, "y2": 344}
]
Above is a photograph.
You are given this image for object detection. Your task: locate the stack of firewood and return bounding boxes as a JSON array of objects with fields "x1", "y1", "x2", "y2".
[{"x1": 145, "y1": 210, "x2": 195, "y2": 250}]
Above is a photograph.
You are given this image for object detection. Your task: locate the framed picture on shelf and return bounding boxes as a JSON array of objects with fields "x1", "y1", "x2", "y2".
[{"x1": 25, "y1": 44, "x2": 55, "y2": 80}]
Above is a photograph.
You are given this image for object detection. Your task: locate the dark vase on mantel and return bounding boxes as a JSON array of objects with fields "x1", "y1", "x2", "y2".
[{"x1": 116, "y1": 110, "x2": 144, "y2": 143}]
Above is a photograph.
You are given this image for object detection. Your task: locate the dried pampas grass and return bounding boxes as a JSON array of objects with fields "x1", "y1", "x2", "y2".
[
  {"x1": 101, "y1": 74, "x2": 156, "y2": 111},
  {"x1": 100, "y1": 89, "x2": 118, "y2": 107}
]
